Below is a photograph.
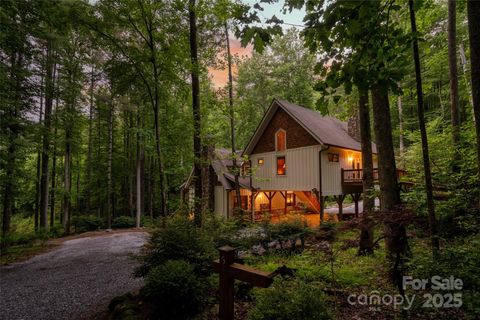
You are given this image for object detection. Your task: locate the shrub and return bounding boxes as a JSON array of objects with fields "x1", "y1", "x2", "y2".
[
  {"x1": 268, "y1": 219, "x2": 312, "y2": 241},
  {"x1": 72, "y1": 215, "x2": 104, "y2": 233},
  {"x1": 141, "y1": 260, "x2": 204, "y2": 319},
  {"x1": 112, "y1": 216, "x2": 136, "y2": 228},
  {"x1": 248, "y1": 279, "x2": 331, "y2": 320},
  {"x1": 315, "y1": 222, "x2": 337, "y2": 241},
  {"x1": 135, "y1": 215, "x2": 215, "y2": 277}
]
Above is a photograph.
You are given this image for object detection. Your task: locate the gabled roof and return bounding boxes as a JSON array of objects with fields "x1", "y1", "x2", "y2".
[
  {"x1": 181, "y1": 148, "x2": 251, "y2": 190},
  {"x1": 243, "y1": 99, "x2": 377, "y2": 155}
]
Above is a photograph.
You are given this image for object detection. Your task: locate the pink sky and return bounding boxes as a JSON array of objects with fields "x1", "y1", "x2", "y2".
[{"x1": 209, "y1": 38, "x2": 252, "y2": 88}]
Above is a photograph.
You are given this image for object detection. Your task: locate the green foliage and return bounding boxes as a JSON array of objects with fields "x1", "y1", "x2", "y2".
[
  {"x1": 248, "y1": 279, "x2": 331, "y2": 320},
  {"x1": 410, "y1": 234, "x2": 480, "y2": 316},
  {"x1": 112, "y1": 216, "x2": 136, "y2": 228},
  {"x1": 141, "y1": 259, "x2": 205, "y2": 320},
  {"x1": 71, "y1": 215, "x2": 105, "y2": 233},
  {"x1": 134, "y1": 215, "x2": 216, "y2": 277}
]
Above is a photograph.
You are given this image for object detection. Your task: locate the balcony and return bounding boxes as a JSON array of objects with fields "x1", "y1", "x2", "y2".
[{"x1": 341, "y1": 168, "x2": 406, "y2": 186}]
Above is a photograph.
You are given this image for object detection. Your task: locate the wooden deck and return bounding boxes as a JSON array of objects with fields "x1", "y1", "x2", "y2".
[{"x1": 341, "y1": 168, "x2": 406, "y2": 185}]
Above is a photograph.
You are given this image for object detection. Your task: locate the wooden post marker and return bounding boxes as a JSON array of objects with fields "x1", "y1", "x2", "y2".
[{"x1": 213, "y1": 246, "x2": 276, "y2": 320}]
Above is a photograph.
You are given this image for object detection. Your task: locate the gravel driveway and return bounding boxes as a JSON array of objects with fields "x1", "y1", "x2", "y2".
[{"x1": 0, "y1": 231, "x2": 148, "y2": 320}]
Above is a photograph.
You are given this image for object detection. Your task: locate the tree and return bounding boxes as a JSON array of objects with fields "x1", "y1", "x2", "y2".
[
  {"x1": 189, "y1": 0, "x2": 203, "y2": 225},
  {"x1": 408, "y1": 0, "x2": 439, "y2": 253},
  {"x1": 224, "y1": 21, "x2": 242, "y2": 212},
  {"x1": 467, "y1": 0, "x2": 480, "y2": 199},
  {"x1": 448, "y1": 0, "x2": 460, "y2": 166}
]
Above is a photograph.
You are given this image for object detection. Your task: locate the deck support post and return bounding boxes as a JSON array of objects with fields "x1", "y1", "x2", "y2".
[
  {"x1": 284, "y1": 191, "x2": 287, "y2": 214},
  {"x1": 320, "y1": 196, "x2": 325, "y2": 222},
  {"x1": 335, "y1": 195, "x2": 346, "y2": 221},
  {"x1": 351, "y1": 193, "x2": 362, "y2": 218}
]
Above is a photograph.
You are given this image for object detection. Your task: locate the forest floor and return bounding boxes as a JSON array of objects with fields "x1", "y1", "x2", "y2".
[{"x1": 0, "y1": 230, "x2": 148, "y2": 320}]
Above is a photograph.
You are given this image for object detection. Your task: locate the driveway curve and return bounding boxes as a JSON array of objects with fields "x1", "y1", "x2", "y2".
[{"x1": 0, "y1": 231, "x2": 148, "y2": 320}]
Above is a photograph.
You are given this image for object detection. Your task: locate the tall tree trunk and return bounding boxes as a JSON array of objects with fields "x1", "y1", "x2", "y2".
[
  {"x1": 459, "y1": 44, "x2": 475, "y2": 120},
  {"x1": 448, "y1": 0, "x2": 461, "y2": 168},
  {"x1": 86, "y1": 65, "x2": 95, "y2": 213},
  {"x1": 371, "y1": 86, "x2": 400, "y2": 211},
  {"x1": 50, "y1": 123, "x2": 57, "y2": 227},
  {"x1": 225, "y1": 21, "x2": 242, "y2": 211},
  {"x1": 409, "y1": 0, "x2": 440, "y2": 253},
  {"x1": 397, "y1": 94, "x2": 405, "y2": 167},
  {"x1": 189, "y1": 0, "x2": 203, "y2": 226},
  {"x1": 39, "y1": 39, "x2": 55, "y2": 231},
  {"x1": 135, "y1": 111, "x2": 143, "y2": 228},
  {"x1": 35, "y1": 74, "x2": 44, "y2": 232},
  {"x1": 358, "y1": 89, "x2": 375, "y2": 255},
  {"x1": 62, "y1": 127, "x2": 72, "y2": 235},
  {"x1": 467, "y1": 0, "x2": 480, "y2": 204},
  {"x1": 107, "y1": 92, "x2": 114, "y2": 229}
]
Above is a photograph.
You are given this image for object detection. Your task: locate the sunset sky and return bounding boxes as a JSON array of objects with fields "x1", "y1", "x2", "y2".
[{"x1": 209, "y1": 0, "x2": 306, "y2": 88}]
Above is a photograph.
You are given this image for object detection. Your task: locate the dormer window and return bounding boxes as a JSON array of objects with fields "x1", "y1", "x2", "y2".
[{"x1": 276, "y1": 129, "x2": 286, "y2": 152}]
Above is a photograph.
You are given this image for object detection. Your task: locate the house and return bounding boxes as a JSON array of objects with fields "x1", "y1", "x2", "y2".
[{"x1": 182, "y1": 98, "x2": 391, "y2": 223}]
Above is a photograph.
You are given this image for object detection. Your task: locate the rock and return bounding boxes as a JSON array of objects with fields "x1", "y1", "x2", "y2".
[
  {"x1": 252, "y1": 244, "x2": 266, "y2": 256},
  {"x1": 267, "y1": 241, "x2": 279, "y2": 249},
  {"x1": 237, "y1": 250, "x2": 250, "y2": 259},
  {"x1": 295, "y1": 239, "x2": 302, "y2": 249},
  {"x1": 106, "y1": 228, "x2": 113, "y2": 232}
]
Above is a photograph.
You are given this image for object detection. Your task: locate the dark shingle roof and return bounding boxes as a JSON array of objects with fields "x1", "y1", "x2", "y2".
[{"x1": 243, "y1": 99, "x2": 377, "y2": 154}]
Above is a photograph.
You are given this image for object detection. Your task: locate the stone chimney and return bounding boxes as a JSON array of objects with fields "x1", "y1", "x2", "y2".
[{"x1": 347, "y1": 114, "x2": 361, "y2": 142}]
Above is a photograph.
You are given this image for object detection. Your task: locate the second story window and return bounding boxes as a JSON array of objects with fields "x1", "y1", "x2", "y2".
[
  {"x1": 277, "y1": 156, "x2": 286, "y2": 175},
  {"x1": 276, "y1": 129, "x2": 286, "y2": 152}
]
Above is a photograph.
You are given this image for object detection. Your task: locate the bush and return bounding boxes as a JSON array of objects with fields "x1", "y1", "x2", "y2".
[
  {"x1": 141, "y1": 260, "x2": 205, "y2": 319},
  {"x1": 72, "y1": 215, "x2": 104, "y2": 233},
  {"x1": 248, "y1": 279, "x2": 331, "y2": 320},
  {"x1": 315, "y1": 222, "x2": 337, "y2": 241},
  {"x1": 268, "y1": 219, "x2": 312, "y2": 241},
  {"x1": 135, "y1": 215, "x2": 215, "y2": 277},
  {"x1": 112, "y1": 216, "x2": 136, "y2": 228}
]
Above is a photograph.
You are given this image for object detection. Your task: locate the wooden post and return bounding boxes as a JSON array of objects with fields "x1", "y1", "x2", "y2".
[
  {"x1": 213, "y1": 246, "x2": 276, "y2": 320},
  {"x1": 352, "y1": 193, "x2": 362, "y2": 218},
  {"x1": 284, "y1": 191, "x2": 287, "y2": 214},
  {"x1": 218, "y1": 246, "x2": 235, "y2": 320},
  {"x1": 335, "y1": 195, "x2": 345, "y2": 221}
]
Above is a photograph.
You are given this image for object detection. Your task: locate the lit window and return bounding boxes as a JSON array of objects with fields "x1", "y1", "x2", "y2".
[
  {"x1": 258, "y1": 158, "x2": 264, "y2": 165},
  {"x1": 277, "y1": 156, "x2": 286, "y2": 175},
  {"x1": 328, "y1": 153, "x2": 339, "y2": 162},
  {"x1": 276, "y1": 129, "x2": 286, "y2": 151}
]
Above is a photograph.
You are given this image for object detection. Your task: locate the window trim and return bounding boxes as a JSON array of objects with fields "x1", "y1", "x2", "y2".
[{"x1": 275, "y1": 128, "x2": 287, "y2": 152}]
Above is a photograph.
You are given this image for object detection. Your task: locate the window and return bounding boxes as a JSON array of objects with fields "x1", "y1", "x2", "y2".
[
  {"x1": 328, "y1": 153, "x2": 339, "y2": 162},
  {"x1": 286, "y1": 192, "x2": 295, "y2": 206},
  {"x1": 258, "y1": 158, "x2": 264, "y2": 165},
  {"x1": 234, "y1": 195, "x2": 249, "y2": 210},
  {"x1": 276, "y1": 129, "x2": 286, "y2": 152},
  {"x1": 241, "y1": 162, "x2": 251, "y2": 176},
  {"x1": 277, "y1": 156, "x2": 286, "y2": 175}
]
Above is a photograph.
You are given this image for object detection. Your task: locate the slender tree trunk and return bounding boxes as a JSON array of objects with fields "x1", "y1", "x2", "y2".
[
  {"x1": 50, "y1": 123, "x2": 57, "y2": 227},
  {"x1": 225, "y1": 21, "x2": 242, "y2": 211},
  {"x1": 135, "y1": 111, "x2": 143, "y2": 228},
  {"x1": 62, "y1": 128, "x2": 71, "y2": 235},
  {"x1": 397, "y1": 94, "x2": 405, "y2": 168},
  {"x1": 358, "y1": 89, "x2": 375, "y2": 255},
  {"x1": 39, "y1": 39, "x2": 55, "y2": 232},
  {"x1": 35, "y1": 74, "x2": 44, "y2": 232},
  {"x1": 107, "y1": 92, "x2": 114, "y2": 229},
  {"x1": 409, "y1": 0, "x2": 440, "y2": 253},
  {"x1": 467, "y1": 0, "x2": 480, "y2": 204},
  {"x1": 459, "y1": 44, "x2": 475, "y2": 120},
  {"x1": 189, "y1": 0, "x2": 203, "y2": 226},
  {"x1": 86, "y1": 65, "x2": 95, "y2": 213},
  {"x1": 448, "y1": 0, "x2": 461, "y2": 168}
]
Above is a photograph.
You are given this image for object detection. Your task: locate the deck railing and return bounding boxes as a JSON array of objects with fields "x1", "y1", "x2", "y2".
[{"x1": 341, "y1": 168, "x2": 406, "y2": 185}]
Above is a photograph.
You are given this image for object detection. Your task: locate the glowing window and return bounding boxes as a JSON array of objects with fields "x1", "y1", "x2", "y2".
[
  {"x1": 276, "y1": 129, "x2": 286, "y2": 152},
  {"x1": 277, "y1": 156, "x2": 286, "y2": 175},
  {"x1": 258, "y1": 158, "x2": 264, "y2": 165}
]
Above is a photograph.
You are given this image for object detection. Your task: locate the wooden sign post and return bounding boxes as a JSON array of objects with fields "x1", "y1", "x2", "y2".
[{"x1": 212, "y1": 246, "x2": 276, "y2": 320}]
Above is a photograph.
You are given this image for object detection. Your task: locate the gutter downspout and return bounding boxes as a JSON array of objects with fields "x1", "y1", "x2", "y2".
[{"x1": 318, "y1": 145, "x2": 330, "y2": 222}]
